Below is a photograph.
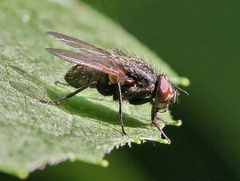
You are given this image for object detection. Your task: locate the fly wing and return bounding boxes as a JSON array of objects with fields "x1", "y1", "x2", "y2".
[
  {"x1": 47, "y1": 32, "x2": 133, "y2": 83},
  {"x1": 46, "y1": 48, "x2": 129, "y2": 83},
  {"x1": 48, "y1": 32, "x2": 126, "y2": 68},
  {"x1": 47, "y1": 32, "x2": 110, "y2": 56}
]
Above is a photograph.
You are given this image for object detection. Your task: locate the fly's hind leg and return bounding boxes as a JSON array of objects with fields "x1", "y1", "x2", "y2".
[
  {"x1": 39, "y1": 82, "x2": 96, "y2": 105},
  {"x1": 117, "y1": 82, "x2": 126, "y2": 135},
  {"x1": 151, "y1": 106, "x2": 171, "y2": 144}
]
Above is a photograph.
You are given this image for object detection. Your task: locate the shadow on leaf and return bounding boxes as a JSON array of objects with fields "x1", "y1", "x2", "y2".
[{"x1": 46, "y1": 88, "x2": 149, "y2": 128}]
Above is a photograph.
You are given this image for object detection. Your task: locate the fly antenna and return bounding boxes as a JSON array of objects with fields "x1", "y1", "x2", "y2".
[{"x1": 175, "y1": 85, "x2": 189, "y2": 95}]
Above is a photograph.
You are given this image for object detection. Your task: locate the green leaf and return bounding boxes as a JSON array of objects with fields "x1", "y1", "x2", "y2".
[{"x1": 0, "y1": 0, "x2": 189, "y2": 179}]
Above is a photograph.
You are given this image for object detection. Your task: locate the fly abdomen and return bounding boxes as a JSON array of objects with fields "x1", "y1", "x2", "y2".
[{"x1": 64, "y1": 65, "x2": 100, "y2": 88}]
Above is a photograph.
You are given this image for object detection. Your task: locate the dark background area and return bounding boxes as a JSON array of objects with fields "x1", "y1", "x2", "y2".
[{"x1": 1, "y1": 0, "x2": 239, "y2": 180}]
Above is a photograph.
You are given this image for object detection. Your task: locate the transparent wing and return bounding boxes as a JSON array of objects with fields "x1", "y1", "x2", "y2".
[
  {"x1": 47, "y1": 31, "x2": 110, "y2": 56},
  {"x1": 48, "y1": 32, "x2": 128, "y2": 70},
  {"x1": 46, "y1": 48, "x2": 129, "y2": 82},
  {"x1": 46, "y1": 32, "x2": 133, "y2": 81}
]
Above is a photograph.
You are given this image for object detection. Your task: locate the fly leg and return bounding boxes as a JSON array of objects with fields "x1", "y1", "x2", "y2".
[
  {"x1": 117, "y1": 82, "x2": 126, "y2": 135},
  {"x1": 54, "y1": 80, "x2": 70, "y2": 86},
  {"x1": 151, "y1": 106, "x2": 171, "y2": 144},
  {"x1": 39, "y1": 82, "x2": 96, "y2": 105}
]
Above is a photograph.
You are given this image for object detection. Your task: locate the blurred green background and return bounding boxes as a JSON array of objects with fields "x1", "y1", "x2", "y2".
[{"x1": 1, "y1": 0, "x2": 239, "y2": 180}]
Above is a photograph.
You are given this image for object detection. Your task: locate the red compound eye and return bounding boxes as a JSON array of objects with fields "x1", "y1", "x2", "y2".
[{"x1": 159, "y1": 76, "x2": 171, "y2": 101}]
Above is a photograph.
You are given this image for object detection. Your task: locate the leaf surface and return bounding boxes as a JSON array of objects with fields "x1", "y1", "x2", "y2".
[{"x1": 0, "y1": 0, "x2": 188, "y2": 178}]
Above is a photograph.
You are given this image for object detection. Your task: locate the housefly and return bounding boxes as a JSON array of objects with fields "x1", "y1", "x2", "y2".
[{"x1": 40, "y1": 32, "x2": 186, "y2": 143}]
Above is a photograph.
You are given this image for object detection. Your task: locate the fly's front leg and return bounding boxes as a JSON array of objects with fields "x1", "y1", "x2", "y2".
[
  {"x1": 151, "y1": 106, "x2": 171, "y2": 144},
  {"x1": 117, "y1": 82, "x2": 126, "y2": 135},
  {"x1": 54, "y1": 80, "x2": 70, "y2": 86},
  {"x1": 39, "y1": 82, "x2": 96, "y2": 105}
]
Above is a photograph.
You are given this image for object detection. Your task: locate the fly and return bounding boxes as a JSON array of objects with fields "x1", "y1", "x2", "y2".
[{"x1": 40, "y1": 32, "x2": 187, "y2": 143}]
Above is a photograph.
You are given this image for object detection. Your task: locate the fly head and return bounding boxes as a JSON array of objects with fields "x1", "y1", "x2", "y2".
[{"x1": 154, "y1": 75, "x2": 179, "y2": 110}]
